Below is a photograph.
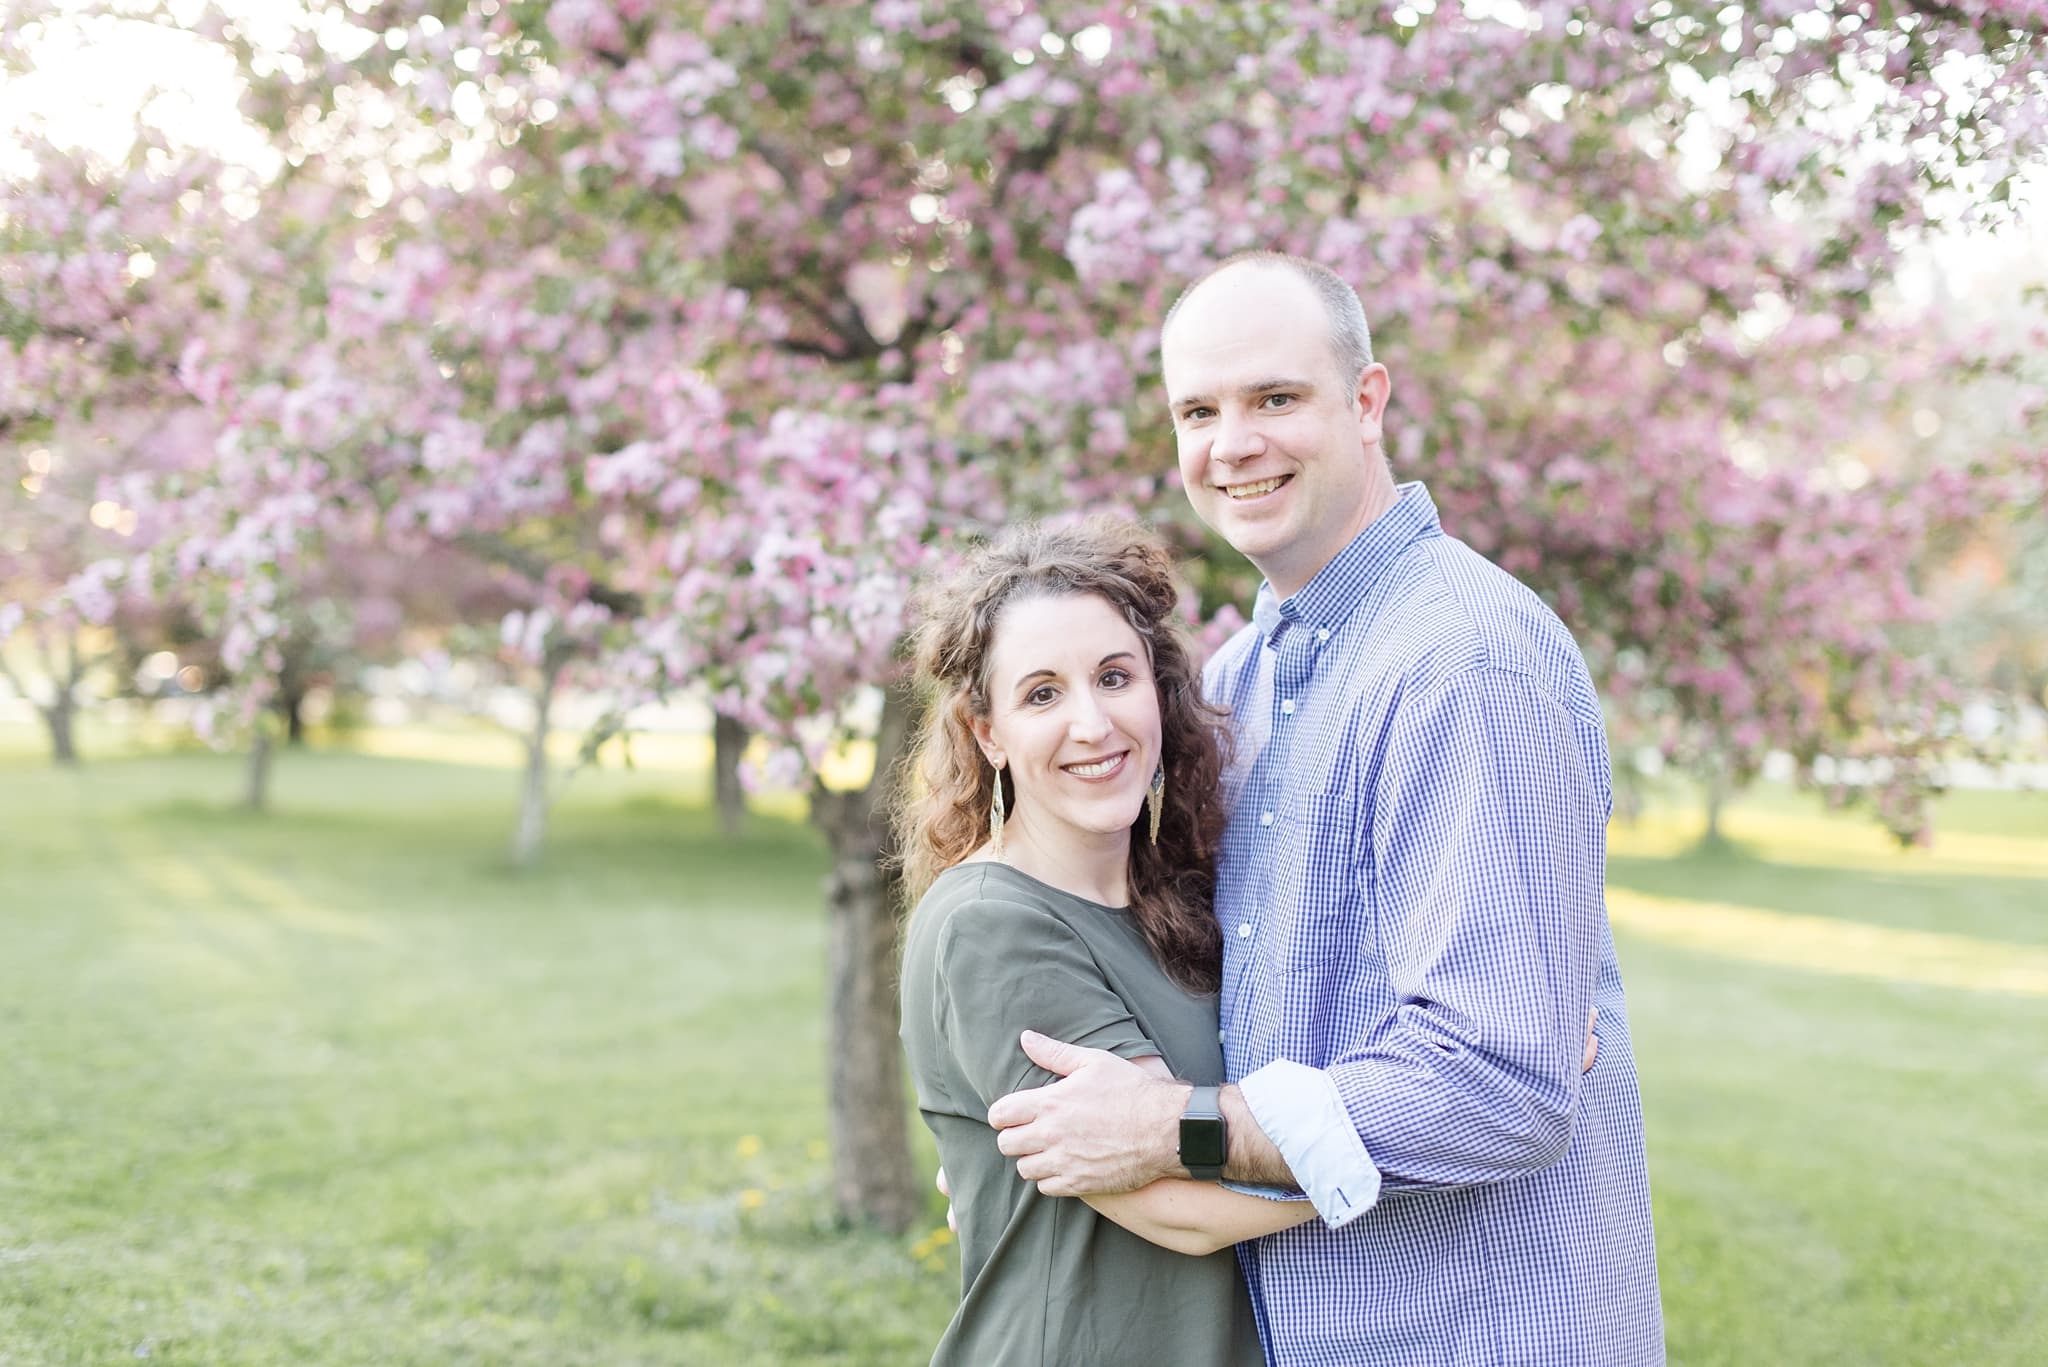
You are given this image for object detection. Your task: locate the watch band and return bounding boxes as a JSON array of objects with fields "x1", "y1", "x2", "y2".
[{"x1": 1179, "y1": 1083, "x2": 1227, "y2": 1181}]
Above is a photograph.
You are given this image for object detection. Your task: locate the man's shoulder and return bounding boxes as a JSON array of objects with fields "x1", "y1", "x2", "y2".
[{"x1": 1380, "y1": 535, "x2": 1590, "y2": 693}]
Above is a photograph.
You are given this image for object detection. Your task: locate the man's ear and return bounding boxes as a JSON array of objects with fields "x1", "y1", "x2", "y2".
[{"x1": 1355, "y1": 362, "x2": 1392, "y2": 448}]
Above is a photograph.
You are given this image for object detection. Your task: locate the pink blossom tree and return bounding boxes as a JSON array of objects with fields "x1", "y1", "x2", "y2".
[
  {"x1": 0, "y1": 102, "x2": 231, "y2": 760},
  {"x1": 11, "y1": 0, "x2": 2046, "y2": 1225}
]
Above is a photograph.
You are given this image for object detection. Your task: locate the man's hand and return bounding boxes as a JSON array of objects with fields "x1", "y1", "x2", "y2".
[
  {"x1": 986, "y1": 1009, "x2": 1596, "y2": 1200},
  {"x1": 986, "y1": 1032, "x2": 1186, "y2": 1197}
]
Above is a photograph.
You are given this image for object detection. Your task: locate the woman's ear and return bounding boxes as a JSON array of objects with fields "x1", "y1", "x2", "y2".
[{"x1": 968, "y1": 714, "x2": 1003, "y2": 769}]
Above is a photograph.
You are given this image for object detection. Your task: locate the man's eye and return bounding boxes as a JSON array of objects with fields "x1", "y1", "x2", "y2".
[
  {"x1": 1183, "y1": 407, "x2": 1213, "y2": 422},
  {"x1": 1260, "y1": 393, "x2": 1293, "y2": 409}
]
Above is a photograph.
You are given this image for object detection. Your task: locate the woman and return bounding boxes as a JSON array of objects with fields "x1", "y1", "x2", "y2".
[{"x1": 894, "y1": 518, "x2": 1314, "y2": 1367}]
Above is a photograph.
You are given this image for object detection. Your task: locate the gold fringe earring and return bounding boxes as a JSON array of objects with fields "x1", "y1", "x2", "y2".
[
  {"x1": 1147, "y1": 764, "x2": 1166, "y2": 845},
  {"x1": 989, "y1": 762, "x2": 1007, "y2": 859}
]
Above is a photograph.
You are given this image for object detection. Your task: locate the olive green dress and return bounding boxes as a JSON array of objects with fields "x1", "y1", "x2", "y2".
[{"x1": 899, "y1": 861, "x2": 1264, "y2": 1367}]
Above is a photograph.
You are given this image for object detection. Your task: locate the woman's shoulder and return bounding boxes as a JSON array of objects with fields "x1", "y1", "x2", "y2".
[
  {"x1": 913, "y1": 861, "x2": 1067, "y2": 939},
  {"x1": 908, "y1": 864, "x2": 1138, "y2": 977}
]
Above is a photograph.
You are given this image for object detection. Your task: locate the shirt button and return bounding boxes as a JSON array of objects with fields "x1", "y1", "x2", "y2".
[
  {"x1": 1237, "y1": 922, "x2": 1252, "y2": 938},
  {"x1": 1316, "y1": 628, "x2": 1330, "y2": 643},
  {"x1": 1218, "y1": 1028, "x2": 1227, "y2": 1043},
  {"x1": 1258, "y1": 810, "x2": 1274, "y2": 827},
  {"x1": 1280, "y1": 699, "x2": 1295, "y2": 715}
]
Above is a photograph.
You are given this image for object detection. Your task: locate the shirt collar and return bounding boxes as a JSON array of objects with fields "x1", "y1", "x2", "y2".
[{"x1": 1252, "y1": 481, "x2": 1442, "y2": 645}]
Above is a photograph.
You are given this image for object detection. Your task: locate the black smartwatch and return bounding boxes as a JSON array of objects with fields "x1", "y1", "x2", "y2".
[{"x1": 1179, "y1": 1084, "x2": 1227, "y2": 1181}]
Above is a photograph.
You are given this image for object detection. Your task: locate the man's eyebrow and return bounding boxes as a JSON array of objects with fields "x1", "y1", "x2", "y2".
[
  {"x1": 1171, "y1": 377, "x2": 1316, "y2": 410},
  {"x1": 1238, "y1": 376, "x2": 1315, "y2": 397}
]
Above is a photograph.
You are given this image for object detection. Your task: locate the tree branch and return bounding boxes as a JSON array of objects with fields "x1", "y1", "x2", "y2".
[
  {"x1": 992, "y1": 106, "x2": 1074, "y2": 212},
  {"x1": 454, "y1": 534, "x2": 643, "y2": 618},
  {"x1": 0, "y1": 648, "x2": 40, "y2": 712},
  {"x1": 1891, "y1": 0, "x2": 2039, "y2": 39}
]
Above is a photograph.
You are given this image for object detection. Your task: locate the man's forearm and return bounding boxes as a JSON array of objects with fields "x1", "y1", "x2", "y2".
[
  {"x1": 1143, "y1": 1081, "x2": 1294, "y2": 1188},
  {"x1": 1218, "y1": 1084, "x2": 1296, "y2": 1187}
]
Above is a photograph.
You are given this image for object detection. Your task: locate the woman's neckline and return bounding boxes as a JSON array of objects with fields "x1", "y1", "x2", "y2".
[{"x1": 941, "y1": 858, "x2": 1132, "y2": 914}]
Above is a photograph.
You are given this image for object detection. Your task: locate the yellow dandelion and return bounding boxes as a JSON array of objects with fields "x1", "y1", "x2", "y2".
[
  {"x1": 736, "y1": 1134, "x2": 763, "y2": 1159},
  {"x1": 806, "y1": 1139, "x2": 828, "y2": 1160},
  {"x1": 738, "y1": 1188, "x2": 765, "y2": 1210}
]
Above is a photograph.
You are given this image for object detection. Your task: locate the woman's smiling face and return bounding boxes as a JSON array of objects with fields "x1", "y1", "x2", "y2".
[{"x1": 973, "y1": 591, "x2": 1162, "y2": 853}]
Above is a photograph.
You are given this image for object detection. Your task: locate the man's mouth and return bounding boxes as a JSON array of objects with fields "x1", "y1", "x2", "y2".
[
  {"x1": 1220, "y1": 475, "x2": 1290, "y2": 500},
  {"x1": 1062, "y1": 752, "x2": 1128, "y2": 779}
]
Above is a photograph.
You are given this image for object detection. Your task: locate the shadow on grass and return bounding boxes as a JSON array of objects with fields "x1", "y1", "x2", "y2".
[{"x1": 1608, "y1": 840, "x2": 2048, "y2": 947}]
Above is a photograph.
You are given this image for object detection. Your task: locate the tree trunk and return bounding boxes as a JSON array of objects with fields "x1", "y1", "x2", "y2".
[
  {"x1": 1701, "y1": 755, "x2": 1728, "y2": 849},
  {"x1": 24, "y1": 626, "x2": 84, "y2": 766},
  {"x1": 510, "y1": 652, "x2": 565, "y2": 868},
  {"x1": 810, "y1": 682, "x2": 921, "y2": 1233},
  {"x1": 245, "y1": 726, "x2": 273, "y2": 812},
  {"x1": 713, "y1": 711, "x2": 749, "y2": 837},
  {"x1": 280, "y1": 685, "x2": 308, "y2": 746},
  {"x1": 44, "y1": 695, "x2": 79, "y2": 766},
  {"x1": 1612, "y1": 770, "x2": 1643, "y2": 827}
]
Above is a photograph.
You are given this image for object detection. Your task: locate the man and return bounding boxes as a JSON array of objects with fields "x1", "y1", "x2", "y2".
[{"x1": 986, "y1": 253, "x2": 1664, "y2": 1365}]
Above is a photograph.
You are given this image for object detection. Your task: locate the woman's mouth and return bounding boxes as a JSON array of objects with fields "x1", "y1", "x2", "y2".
[{"x1": 1061, "y1": 752, "x2": 1128, "y2": 780}]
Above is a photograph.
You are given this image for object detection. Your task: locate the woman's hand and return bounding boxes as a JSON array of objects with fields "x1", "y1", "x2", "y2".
[{"x1": 936, "y1": 1166, "x2": 956, "y2": 1233}]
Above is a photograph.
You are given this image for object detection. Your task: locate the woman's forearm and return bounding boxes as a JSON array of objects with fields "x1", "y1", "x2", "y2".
[{"x1": 1084, "y1": 1179, "x2": 1316, "y2": 1257}]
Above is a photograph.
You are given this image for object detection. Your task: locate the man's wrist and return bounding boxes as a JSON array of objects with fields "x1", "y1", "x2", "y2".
[
  {"x1": 1178, "y1": 1083, "x2": 1228, "y2": 1180},
  {"x1": 1218, "y1": 1083, "x2": 1296, "y2": 1188}
]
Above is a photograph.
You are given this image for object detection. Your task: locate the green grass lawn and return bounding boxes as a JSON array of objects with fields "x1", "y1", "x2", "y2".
[{"x1": 0, "y1": 736, "x2": 2043, "y2": 1364}]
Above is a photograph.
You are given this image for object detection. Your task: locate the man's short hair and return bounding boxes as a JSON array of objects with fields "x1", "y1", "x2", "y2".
[{"x1": 1163, "y1": 251, "x2": 1375, "y2": 386}]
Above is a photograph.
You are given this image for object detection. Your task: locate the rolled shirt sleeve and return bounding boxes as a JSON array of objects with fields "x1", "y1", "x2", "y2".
[
  {"x1": 1238, "y1": 1058, "x2": 1379, "y2": 1225},
  {"x1": 1251, "y1": 666, "x2": 1605, "y2": 1226}
]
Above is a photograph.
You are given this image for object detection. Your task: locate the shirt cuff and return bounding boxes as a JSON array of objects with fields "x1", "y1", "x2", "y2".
[
  {"x1": 1239, "y1": 1058, "x2": 1382, "y2": 1229},
  {"x1": 1220, "y1": 1179, "x2": 1311, "y2": 1204}
]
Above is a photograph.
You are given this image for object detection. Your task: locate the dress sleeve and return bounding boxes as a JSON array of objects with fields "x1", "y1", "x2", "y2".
[{"x1": 933, "y1": 892, "x2": 1162, "y2": 1109}]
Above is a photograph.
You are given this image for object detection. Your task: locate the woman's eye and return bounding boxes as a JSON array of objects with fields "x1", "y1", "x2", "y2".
[
  {"x1": 1026, "y1": 686, "x2": 1058, "y2": 706},
  {"x1": 1100, "y1": 669, "x2": 1131, "y2": 689}
]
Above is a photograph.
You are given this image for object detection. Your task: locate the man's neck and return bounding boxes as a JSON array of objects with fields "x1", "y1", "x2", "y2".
[{"x1": 1260, "y1": 481, "x2": 1400, "y2": 600}]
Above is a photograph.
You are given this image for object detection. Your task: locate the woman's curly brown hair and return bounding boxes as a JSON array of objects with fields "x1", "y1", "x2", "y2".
[{"x1": 892, "y1": 517, "x2": 1231, "y2": 995}]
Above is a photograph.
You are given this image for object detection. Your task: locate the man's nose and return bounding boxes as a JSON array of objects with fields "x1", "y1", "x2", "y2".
[{"x1": 1210, "y1": 406, "x2": 1264, "y2": 464}]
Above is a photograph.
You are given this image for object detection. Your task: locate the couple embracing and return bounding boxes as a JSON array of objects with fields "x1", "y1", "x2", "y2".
[{"x1": 893, "y1": 253, "x2": 1665, "y2": 1366}]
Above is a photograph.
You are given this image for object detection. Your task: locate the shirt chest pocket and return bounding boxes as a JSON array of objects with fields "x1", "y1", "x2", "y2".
[{"x1": 1275, "y1": 790, "x2": 1371, "y2": 950}]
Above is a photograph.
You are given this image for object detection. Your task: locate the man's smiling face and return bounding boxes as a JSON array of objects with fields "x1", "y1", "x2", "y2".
[{"x1": 1162, "y1": 263, "x2": 1391, "y2": 598}]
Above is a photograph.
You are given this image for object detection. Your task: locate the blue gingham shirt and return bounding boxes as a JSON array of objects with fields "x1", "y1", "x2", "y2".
[{"x1": 1207, "y1": 483, "x2": 1664, "y2": 1366}]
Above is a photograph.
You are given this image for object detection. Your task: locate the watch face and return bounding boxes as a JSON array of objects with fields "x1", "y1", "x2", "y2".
[{"x1": 1179, "y1": 1117, "x2": 1227, "y2": 1170}]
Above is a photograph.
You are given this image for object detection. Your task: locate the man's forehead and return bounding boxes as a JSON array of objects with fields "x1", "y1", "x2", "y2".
[
  {"x1": 1163, "y1": 286, "x2": 1331, "y2": 395},
  {"x1": 1170, "y1": 261, "x2": 1323, "y2": 330}
]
